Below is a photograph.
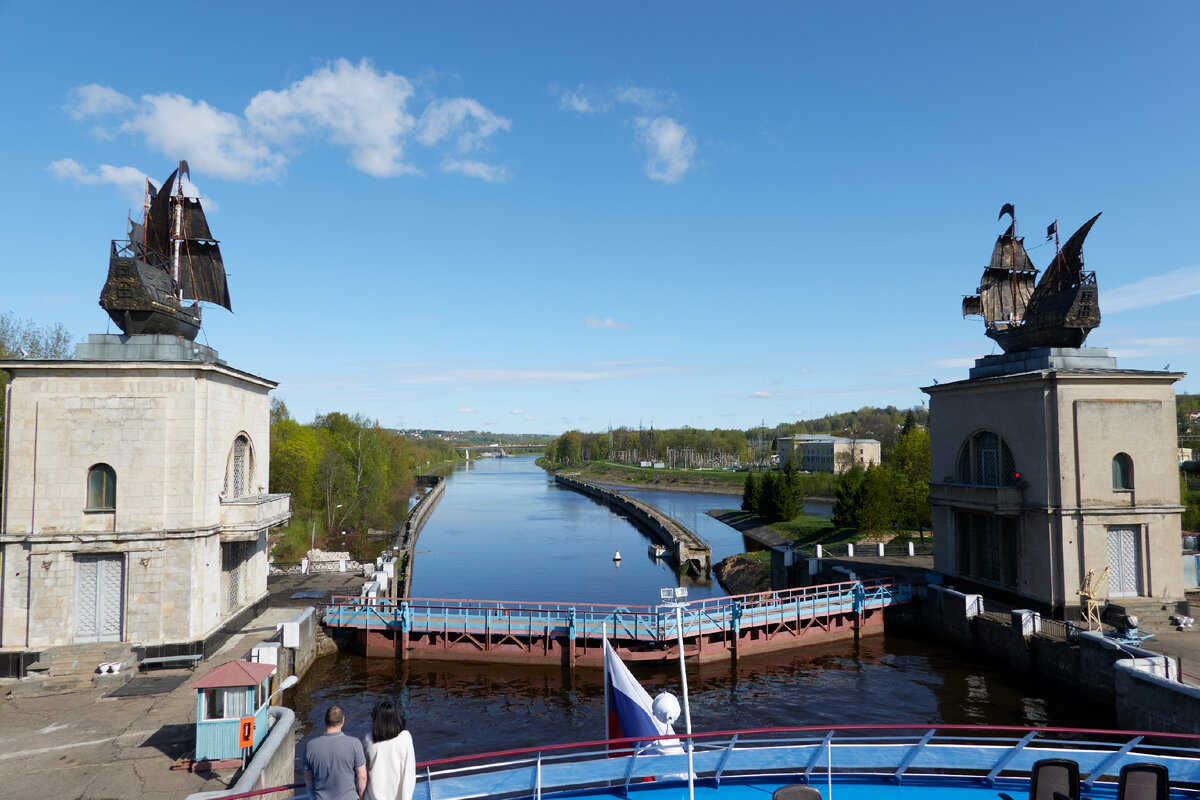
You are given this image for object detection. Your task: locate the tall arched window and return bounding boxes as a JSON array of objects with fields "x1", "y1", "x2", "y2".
[
  {"x1": 86, "y1": 464, "x2": 117, "y2": 510},
  {"x1": 956, "y1": 431, "x2": 1019, "y2": 487},
  {"x1": 1112, "y1": 452, "x2": 1133, "y2": 490},
  {"x1": 224, "y1": 434, "x2": 254, "y2": 499}
]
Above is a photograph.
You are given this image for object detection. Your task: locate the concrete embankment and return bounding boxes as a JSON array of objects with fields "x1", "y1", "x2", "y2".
[
  {"x1": 392, "y1": 475, "x2": 446, "y2": 597},
  {"x1": 554, "y1": 475, "x2": 712, "y2": 572},
  {"x1": 891, "y1": 585, "x2": 1200, "y2": 734}
]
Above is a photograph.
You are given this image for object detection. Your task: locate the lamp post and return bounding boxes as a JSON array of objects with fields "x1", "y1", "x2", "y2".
[
  {"x1": 660, "y1": 586, "x2": 694, "y2": 800},
  {"x1": 269, "y1": 674, "x2": 298, "y2": 704}
]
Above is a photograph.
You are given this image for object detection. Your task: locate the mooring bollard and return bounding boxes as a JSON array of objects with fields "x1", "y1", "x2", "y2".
[
  {"x1": 847, "y1": 543, "x2": 855, "y2": 557},
  {"x1": 907, "y1": 541, "x2": 915, "y2": 556},
  {"x1": 877, "y1": 542, "x2": 885, "y2": 557}
]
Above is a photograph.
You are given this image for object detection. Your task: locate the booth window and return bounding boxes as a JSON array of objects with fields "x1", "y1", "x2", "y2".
[
  {"x1": 86, "y1": 464, "x2": 117, "y2": 510},
  {"x1": 1112, "y1": 453, "x2": 1134, "y2": 490}
]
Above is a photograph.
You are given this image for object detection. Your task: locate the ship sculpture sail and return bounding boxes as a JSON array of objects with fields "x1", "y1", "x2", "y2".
[
  {"x1": 963, "y1": 205, "x2": 1101, "y2": 353},
  {"x1": 100, "y1": 161, "x2": 231, "y2": 341}
]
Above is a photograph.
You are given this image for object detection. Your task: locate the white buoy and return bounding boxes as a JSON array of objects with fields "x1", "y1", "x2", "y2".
[{"x1": 613, "y1": 550, "x2": 622, "y2": 561}]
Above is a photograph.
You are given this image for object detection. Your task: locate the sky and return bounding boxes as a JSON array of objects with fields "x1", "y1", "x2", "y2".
[{"x1": 2, "y1": 2, "x2": 1199, "y2": 435}]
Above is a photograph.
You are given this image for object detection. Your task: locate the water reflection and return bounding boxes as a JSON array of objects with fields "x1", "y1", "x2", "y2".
[{"x1": 292, "y1": 632, "x2": 1114, "y2": 766}]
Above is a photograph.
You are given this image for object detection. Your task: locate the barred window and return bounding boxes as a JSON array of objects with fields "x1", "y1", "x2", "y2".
[
  {"x1": 86, "y1": 464, "x2": 117, "y2": 510},
  {"x1": 956, "y1": 431, "x2": 1019, "y2": 487},
  {"x1": 224, "y1": 434, "x2": 254, "y2": 498}
]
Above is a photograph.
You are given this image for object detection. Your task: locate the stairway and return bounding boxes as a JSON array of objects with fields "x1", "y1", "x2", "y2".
[
  {"x1": 1103, "y1": 598, "x2": 1188, "y2": 635},
  {"x1": 10, "y1": 642, "x2": 135, "y2": 698}
]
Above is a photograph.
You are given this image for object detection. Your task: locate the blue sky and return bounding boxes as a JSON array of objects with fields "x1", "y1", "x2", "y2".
[{"x1": 3, "y1": 2, "x2": 1199, "y2": 434}]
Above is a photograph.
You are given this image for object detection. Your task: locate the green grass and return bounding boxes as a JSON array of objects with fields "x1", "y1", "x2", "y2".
[
  {"x1": 270, "y1": 517, "x2": 318, "y2": 562},
  {"x1": 769, "y1": 515, "x2": 858, "y2": 547},
  {"x1": 540, "y1": 460, "x2": 840, "y2": 497}
]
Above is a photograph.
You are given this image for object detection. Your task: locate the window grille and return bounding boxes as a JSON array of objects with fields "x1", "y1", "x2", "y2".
[
  {"x1": 956, "y1": 432, "x2": 1020, "y2": 487},
  {"x1": 957, "y1": 445, "x2": 971, "y2": 483}
]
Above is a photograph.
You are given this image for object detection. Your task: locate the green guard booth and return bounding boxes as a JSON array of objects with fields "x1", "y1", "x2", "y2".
[{"x1": 191, "y1": 660, "x2": 276, "y2": 761}]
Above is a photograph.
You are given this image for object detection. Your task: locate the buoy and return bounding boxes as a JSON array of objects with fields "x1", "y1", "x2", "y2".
[{"x1": 613, "y1": 550, "x2": 622, "y2": 561}]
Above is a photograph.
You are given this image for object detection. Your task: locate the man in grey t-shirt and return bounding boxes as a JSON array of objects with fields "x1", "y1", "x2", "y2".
[{"x1": 304, "y1": 704, "x2": 367, "y2": 800}]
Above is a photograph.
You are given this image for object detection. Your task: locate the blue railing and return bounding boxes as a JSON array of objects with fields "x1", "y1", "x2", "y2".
[{"x1": 324, "y1": 579, "x2": 912, "y2": 642}]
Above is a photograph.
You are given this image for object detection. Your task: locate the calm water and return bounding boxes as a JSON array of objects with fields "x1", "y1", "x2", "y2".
[{"x1": 291, "y1": 456, "x2": 1112, "y2": 767}]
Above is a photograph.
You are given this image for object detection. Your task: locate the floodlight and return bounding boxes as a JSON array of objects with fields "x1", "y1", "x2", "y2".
[
  {"x1": 660, "y1": 588, "x2": 675, "y2": 602},
  {"x1": 674, "y1": 587, "x2": 688, "y2": 601}
]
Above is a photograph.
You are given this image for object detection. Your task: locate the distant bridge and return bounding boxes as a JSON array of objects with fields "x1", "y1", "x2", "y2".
[
  {"x1": 324, "y1": 579, "x2": 913, "y2": 666},
  {"x1": 454, "y1": 443, "x2": 547, "y2": 455}
]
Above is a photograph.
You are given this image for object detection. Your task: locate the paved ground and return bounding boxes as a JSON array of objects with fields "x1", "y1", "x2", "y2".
[{"x1": 0, "y1": 571, "x2": 362, "y2": 800}]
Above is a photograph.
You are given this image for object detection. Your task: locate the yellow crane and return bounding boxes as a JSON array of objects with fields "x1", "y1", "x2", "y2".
[{"x1": 1078, "y1": 566, "x2": 1110, "y2": 630}]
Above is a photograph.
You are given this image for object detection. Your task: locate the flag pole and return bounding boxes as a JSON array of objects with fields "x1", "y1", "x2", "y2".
[
  {"x1": 602, "y1": 622, "x2": 609, "y2": 741},
  {"x1": 675, "y1": 604, "x2": 695, "y2": 800}
]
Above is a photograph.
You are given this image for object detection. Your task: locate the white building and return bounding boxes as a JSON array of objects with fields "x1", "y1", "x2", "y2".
[
  {"x1": 924, "y1": 347, "x2": 1184, "y2": 616},
  {"x1": 0, "y1": 334, "x2": 290, "y2": 658},
  {"x1": 777, "y1": 434, "x2": 881, "y2": 474}
]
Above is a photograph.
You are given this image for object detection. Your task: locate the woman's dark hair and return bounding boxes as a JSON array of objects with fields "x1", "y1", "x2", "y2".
[{"x1": 371, "y1": 698, "x2": 407, "y2": 743}]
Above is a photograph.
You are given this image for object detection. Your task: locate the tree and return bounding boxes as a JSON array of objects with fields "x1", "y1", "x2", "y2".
[
  {"x1": 833, "y1": 465, "x2": 865, "y2": 529},
  {"x1": 887, "y1": 426, "x2": 932, "y2": 538},
  {"x1": 776, "y1": 457, "x2": 804, "y2": 521},
  {"x1": 859, "y1": 465, "x2": 899, "y2": 533},
  {"x1": 741, "y1": 471, "x2": 760, "y2": 513},
  {"x1": 758, "y1": 470, "x2": 780, "y2": 521}
]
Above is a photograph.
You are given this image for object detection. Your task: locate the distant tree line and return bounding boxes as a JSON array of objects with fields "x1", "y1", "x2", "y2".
[{"x1": 543, "y1": 406, "x2": 930, "y2": 467}]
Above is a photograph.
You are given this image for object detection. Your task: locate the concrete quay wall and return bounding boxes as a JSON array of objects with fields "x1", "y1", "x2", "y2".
[
  {"x1": 554, "y1": 475, "x2": 711, "y2": 571},
  {"x1": 897, "y1": 585, "x2": 1198, "y2": 733},
  {"x1": 392, "y1": 476, "x2": 446, "y2": 597}
]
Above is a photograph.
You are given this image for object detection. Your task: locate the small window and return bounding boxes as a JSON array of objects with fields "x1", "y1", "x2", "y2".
[
  {"x1": 86, "y1": 464, "x2": 116, "y2": 510},
  {"x1": 1113, "y1": 453, "x2": 1133, "y2": 490}
]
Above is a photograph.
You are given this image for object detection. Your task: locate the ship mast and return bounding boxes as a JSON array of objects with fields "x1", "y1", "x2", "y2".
[{"x1": 171, "y1": 161, "x2": 184, "y2": 300}]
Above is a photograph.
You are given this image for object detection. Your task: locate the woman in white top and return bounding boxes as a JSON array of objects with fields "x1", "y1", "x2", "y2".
[{"x1": 363, "y1": 698, "x2": 416, "y2": 800}]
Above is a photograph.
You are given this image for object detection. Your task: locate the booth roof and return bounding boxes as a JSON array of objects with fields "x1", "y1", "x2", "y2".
[{"x1": 190, "y1": 660, "x2": 275, "y2": 689}]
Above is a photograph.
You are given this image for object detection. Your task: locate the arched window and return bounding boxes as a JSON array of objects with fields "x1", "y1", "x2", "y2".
[
  {"x1": 87, "y1": 464, "x2": 117, "y2": 510},
  {"x1": 1112, "y1": 453, "x2": 1133, "y2": 490},
  {"x1": 956, "y1": 431, "x2": 1019, "y2": 487},
  {"x1": 224, "y1": 434, "x2": 254, "y2": 499}
]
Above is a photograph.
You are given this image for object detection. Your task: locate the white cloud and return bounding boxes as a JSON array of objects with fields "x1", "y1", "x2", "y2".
[
  {"x1": 635, "y1": 117, "x2": 695, "y2": 184},
  {"x1": 65, "y1": 84, "x2": 135, "y2": 119},
  {"x1": 61, "y1": 59, "x2": 510, "y2": 184},
  {"x1": 456, "y1": 407, "x2": 475, "y2": 413},
  {"x1": 126, "y1": 93, "x2": 285, "y2": 181},
  {"x1": 510, "y1": 408, "x2": 526, "y2": 415},
  {"x1": 751, "y1": 391, "x2": 773, "y2": 398},
  {"x1": 416, "y1": 98, "x2": 510, "y2": 153},
  {"x1": 443, "y1": 159, "x2": 512, "y2": 183},
  {"x1": 615, "y1": 85, "x2": 675, "y2": 113},
  {"x1": 1106, "y1": 266, "x2": 1200, "y2": 313},
  {"x1": 556, "y1": 84, "x2": 607, "y2": 114},
  {"x1": 51, "y1": 159, "x2": 218, "y2": 212},
  {"x1": 524, "y1": 416, "x2": 535, "y2": 421},
  {"x1": 246, "y1": 59, "x2": 418, "y2": 178},
  {"x1": 585, "y1": 315, "x2": 627, "y2": 329}
]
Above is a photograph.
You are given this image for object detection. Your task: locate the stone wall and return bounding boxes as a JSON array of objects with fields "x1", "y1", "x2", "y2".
[{"x1": 904, "y1": 586, "x2": 1198, "y2": 733}]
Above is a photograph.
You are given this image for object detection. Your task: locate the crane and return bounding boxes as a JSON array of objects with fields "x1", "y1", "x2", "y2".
[{"x1": 1077, "y1": 566, "x2": 1110, "y2": 631}]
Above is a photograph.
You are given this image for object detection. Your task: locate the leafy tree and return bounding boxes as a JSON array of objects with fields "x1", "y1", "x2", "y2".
[
  {"x1": 741, "y1": 471, "x2": 760, "y2": 513},
  {"x1": 859, "y1": 465, "x2": 899, "y2": 533},
  {"x1": 832, "y1": 465, "x2": 865, "y2": 529},
  {"x1": 887, "y1": 426, "x2": 932, "y2": 538}
]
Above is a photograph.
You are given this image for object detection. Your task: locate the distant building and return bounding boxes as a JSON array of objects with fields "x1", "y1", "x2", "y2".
[
  {"x1": 777, "y1": 434, "x2": 881, "y2": 474},
  {"x1": 924, "y1": 348, "x2": 1184, "y2": 617},
  {"x1": 1182, "y1": 447, "x2": 1195, "y2": 464},
  {"x1": 0, "y1": 335, "x2": 290, "y2": 657}
]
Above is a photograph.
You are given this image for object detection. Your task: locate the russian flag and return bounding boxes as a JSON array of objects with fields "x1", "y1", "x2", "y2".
[{"x1": 603, "y1": 637, "x2": 669, "y2": 745}]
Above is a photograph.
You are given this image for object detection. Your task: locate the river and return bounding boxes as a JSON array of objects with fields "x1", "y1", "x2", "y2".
[{"x1": 292, "y1": 456, "x2": 1112, "y2": 764}]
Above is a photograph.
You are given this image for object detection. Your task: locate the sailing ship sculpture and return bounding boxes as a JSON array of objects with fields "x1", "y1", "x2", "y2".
[
  {"x1": 963, "y1": 204, "x2": 1101, "y2": 353},
  {"x1": 99, "y1": 161, "x2": 231, "y2": 341}
]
